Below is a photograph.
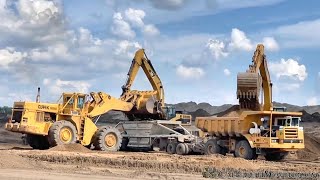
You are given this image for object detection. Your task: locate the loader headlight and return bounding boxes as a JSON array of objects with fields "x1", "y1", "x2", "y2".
[{"x1": 271, "y1": 139, "x2": 279, "y2": 143}]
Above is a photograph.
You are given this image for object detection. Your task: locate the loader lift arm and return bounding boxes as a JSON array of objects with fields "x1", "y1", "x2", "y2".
[{"x1": 237, "y1": 44, "x2": 273, "y2": 111}]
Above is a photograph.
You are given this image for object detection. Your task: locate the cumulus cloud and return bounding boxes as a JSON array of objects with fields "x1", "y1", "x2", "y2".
[
  {"x1": 223, "y1": 68, "x2": 231, "y2": 76},
  {"x1": 229, "y1": 28, "x2": 253, "y2": 51},
  {"x1": 262, "y1": 37, "x2": 279, "y2": 51},
  {"x1": 176, "y1": 65, "x2": 205, "y2": 79},
  {"x1": 43, "y1": 78, "x2": 91, "y2": 95},
  {"x1": 0, "y1": 48, "x2": 28, "y2": 69},
  {"x1": 111, "y1": 12, "x2": 136, "y2": 39},
  {"x1": 269, "y1": 58, "x2": 307, "y2": 81},
  {"x1": 111, "y1": 8, "x2": 160, "y2": 38},
  {"x1": 206, "y1": 39, "x2": 229, "y2": 60}
]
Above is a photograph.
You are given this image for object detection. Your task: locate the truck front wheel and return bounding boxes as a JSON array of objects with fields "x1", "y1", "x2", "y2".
[{"x1": 234, "y1": 140, "x2": 256, "y2": 160}]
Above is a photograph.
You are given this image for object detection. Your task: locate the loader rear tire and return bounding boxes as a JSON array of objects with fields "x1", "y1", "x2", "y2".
[
  {"x1": 166, "y1": 142, "x2": 176, "y2": 154},
  {"x1": 234, "y1": 140, "x2": 255, "y2": 160},
  {"x1": 176, "y1": 143, "x2": 187, "y2": 155},
  {"x1": 27, "y1": 134, "x2": 50, "y2": 150},
  {"x1": 93, "y1": 127, "x2": 122, "y2": 151},
  {"x1": 205, "y1": 139, "x2": 221, "y2": 155},
  {"x1": 48, "y1": 120, "x2": 77, "y2": 147}
]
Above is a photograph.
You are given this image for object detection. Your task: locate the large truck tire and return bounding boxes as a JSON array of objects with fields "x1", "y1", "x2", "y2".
[
  {"x1": 234, "y1": 140, "x2": 256, "y2": 160},
  {"x1": 205, "y1": 139, "x2": 221, "y2": 155},
  {"x1": 166, "y1": 142, "x2": 176, "y2": 154},
  {"x1": 265, "y1": 152, "x2": 288, "y2": 161},
  {"x1": 27, "y1": 134, "x2": 50, "y2": 150},
  {"x1": 48, "y1": 120, "x2": 78, "y2": 147},
  {"x1": 93, "y1": 127, "x2": 122, "y2": 151},
  {"x1": 176, "y1": 143, "x2": 187, "y2": 155}
]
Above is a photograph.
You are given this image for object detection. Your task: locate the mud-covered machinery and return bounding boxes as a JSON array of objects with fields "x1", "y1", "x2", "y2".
[{"x1": 196, "y1": 44, "x2": 305, "y2": 161}]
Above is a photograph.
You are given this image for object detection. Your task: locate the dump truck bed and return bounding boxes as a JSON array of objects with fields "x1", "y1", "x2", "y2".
[{"x1": 196, "y1": 116, "x2": 243, "y2": 137}]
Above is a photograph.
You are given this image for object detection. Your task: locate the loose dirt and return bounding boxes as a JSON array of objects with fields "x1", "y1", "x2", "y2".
[{"x1": 48, "y1": 144, "x2": 91, "y2": 153}]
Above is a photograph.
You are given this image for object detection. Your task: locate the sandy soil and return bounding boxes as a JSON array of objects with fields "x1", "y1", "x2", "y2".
[{"x1": 0, "y1": 123, "x2": 319, "y2": 180}]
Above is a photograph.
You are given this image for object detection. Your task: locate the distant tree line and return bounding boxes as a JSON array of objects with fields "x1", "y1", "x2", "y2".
[{"x1": 0, "y1": 106, "x2": 12, "y2": 115}]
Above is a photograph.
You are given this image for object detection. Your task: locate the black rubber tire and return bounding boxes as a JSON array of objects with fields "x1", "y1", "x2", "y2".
[
  {"x1": 93, "y1": 127, "x2": 122, "y2": 151},
  {"x1": 184, "y1": 143, "x2": 190, "y2": 155},
  {"x1": 27, "y1": 134, "x2": 50, "y2": 150},
  {"x1": 120, "y1": 137, "x2": 129, "y2": 151},
  {"x1": 48, "y1": 120, "x2": 78, "y2": 147},
  {"x1": 265, "y1": 152, "x2": 288, "y2": 161},
  {"x1": 205, "y1": 139, "x2": 221, "y2": 155},
  {"x1": 176, "y1": 143, "x2": 187, "y2": 155},
  {"x1": 234, "y1": 140, "x2": 255, "y2": 160},
  {"x1": 166, "y1": 142, "x2": 176, "y2": 154}
]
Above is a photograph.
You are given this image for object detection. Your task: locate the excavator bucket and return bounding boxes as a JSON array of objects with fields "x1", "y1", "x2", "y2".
[{"x1": 237, "y1": 72, "x2": 261, "y2": 110}]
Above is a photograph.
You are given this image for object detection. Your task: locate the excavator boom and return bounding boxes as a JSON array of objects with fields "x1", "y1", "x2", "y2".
[{"x1": 237, "y1": 44, "x2": 273, "y2": 111}]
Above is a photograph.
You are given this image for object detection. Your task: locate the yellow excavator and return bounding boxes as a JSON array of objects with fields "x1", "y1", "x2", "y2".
[
  {"x1": 120, "y1": 49, "x2": 192, "y2": 124},
  {"x1": 196, "y1": 44, "x2": 304, "y2": 161}
]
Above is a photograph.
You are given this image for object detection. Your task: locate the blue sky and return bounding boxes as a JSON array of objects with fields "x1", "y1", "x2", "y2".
[{"x1": 0, "y1": 0, "x2": 319, "y2": 106}]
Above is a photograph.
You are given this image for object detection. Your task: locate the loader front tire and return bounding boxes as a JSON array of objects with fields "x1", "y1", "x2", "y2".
[
  {"x1": 48, "y1": 120, "x2": 77, "y2": 147},
  {"x1": 93, "y1": 127, "x2": 122, "y2": 151}
]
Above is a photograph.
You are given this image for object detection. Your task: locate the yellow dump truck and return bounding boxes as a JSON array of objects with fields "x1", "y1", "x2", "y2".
[{"x1": 196, "y1": 110, "x2": 304, "y2": 161}]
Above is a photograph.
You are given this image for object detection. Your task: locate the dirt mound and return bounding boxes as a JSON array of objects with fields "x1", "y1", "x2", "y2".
[{"x1": 48, "y1": 144, "x2": 91, "y2": 153}]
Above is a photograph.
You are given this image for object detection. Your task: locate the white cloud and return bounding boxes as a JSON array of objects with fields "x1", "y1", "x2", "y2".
[
  {"x1": 262, "y1": 37, "x2": 279, "y2": 51},
  {"x1": 269, "y1": 58, "x2": 307, "y2": 81},
  {"x1": 223, "y1": 68, "x2": 231, "y2": 76},
  {"x1": 206, "y1": 39, "x2": 228, "y2": 60},
  {"x1": 115, "y1": 40, "x2": 142, "y2": 58},
  {"x1": 229, "y1": 28, "x2": 253, "y2": 51},
  {"x1": 307, "y1": 97, "x2": 318, "y2": 106},
  {"x1": 43, "y1": 78, "x2": 91, "y2": 95},
  {"x1": 176, "y1": 65, "x2": 205, "y2": 79},
  {"x1": 273, "y1": 18, "x2": 320, "y2": 48},
  {"x1": 143, "y1": 24, "x2": 160, "y2": 36},
  {"x1": 0, "y1": 48, "x2": 27, "y2": 69},
  {"x1": 111, "y1": 12, "x2": 136, "y2": 39},
  {"x1": 124, "y1": 8, "x2": 146, "y2": 28}
]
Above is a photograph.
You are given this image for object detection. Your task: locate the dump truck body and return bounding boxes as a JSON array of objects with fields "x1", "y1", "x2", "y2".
[{"x1": 196, "y1": 110, "x2": 304, "y2": 160}]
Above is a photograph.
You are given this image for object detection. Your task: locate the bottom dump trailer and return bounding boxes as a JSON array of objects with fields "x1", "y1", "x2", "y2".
[
  {"x1": 195, "y1": 110, "x2": 305, "y2": 161},
  {"x1": 116, "y1": 120, "x2": 204, "y2": 155}
]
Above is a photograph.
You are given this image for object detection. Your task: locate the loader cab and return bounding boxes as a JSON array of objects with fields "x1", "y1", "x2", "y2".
[
  {"x1": 274, "y1": 116, "x2": 301, "y2": 127},
  {"x1": 60, "y1": 93, "x2": 86, "y2": 115},
  {"x1": 162, "y1": 106, "x2": 176, "y2": 120}
]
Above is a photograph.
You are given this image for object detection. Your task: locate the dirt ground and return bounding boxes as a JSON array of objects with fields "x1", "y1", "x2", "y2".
[{"x1": 0, "y1": 123, "x2": 320, "y2": 180}]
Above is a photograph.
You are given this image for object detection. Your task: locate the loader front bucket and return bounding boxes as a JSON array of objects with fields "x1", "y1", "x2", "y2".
[{"x1": 237, "y1": 72, "x2": 261, "y2": 110}]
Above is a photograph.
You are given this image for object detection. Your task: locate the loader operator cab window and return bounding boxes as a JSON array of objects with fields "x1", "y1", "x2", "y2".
[
  {"x1": 77, "y1": 96, "x2": 85, "y2": 109},
  {"x1": 163, "y1": 106, "x2": 176, "y2": 120}
]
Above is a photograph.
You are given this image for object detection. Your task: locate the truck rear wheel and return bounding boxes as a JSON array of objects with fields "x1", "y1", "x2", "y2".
[
  {"x1": 166, "y1": 142, "x2": 176, "y2": 154},
  {"x1": 265, "y1": 152, "x2": 288, "y2": 161},
  {"x1": 234, "y1": 140, "x2": 255, "y2": 160},
  {"x1": 48, "y1": 120, "x2": 77, "y2": 147},
  {"x1": 205, "y1": 139, "x2": 221, "y2": 155},
  {"x1": 176, "y1": 143, "x2": 187, "y2": 155},
  {"x1": 93, "y1": 127, "x2": 122, "y2": 151}
]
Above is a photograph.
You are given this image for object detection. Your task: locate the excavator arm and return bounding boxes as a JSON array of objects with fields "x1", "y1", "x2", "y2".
[
  {"x1": 237, "y1": 44, "x2": 273, "y2": 111},
  {"x1": 120, "y1": 49, "x2": 165, "y2": 119},
  {"x1": 121, "y1": 49, "x2": 164, "y2": 105}
]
